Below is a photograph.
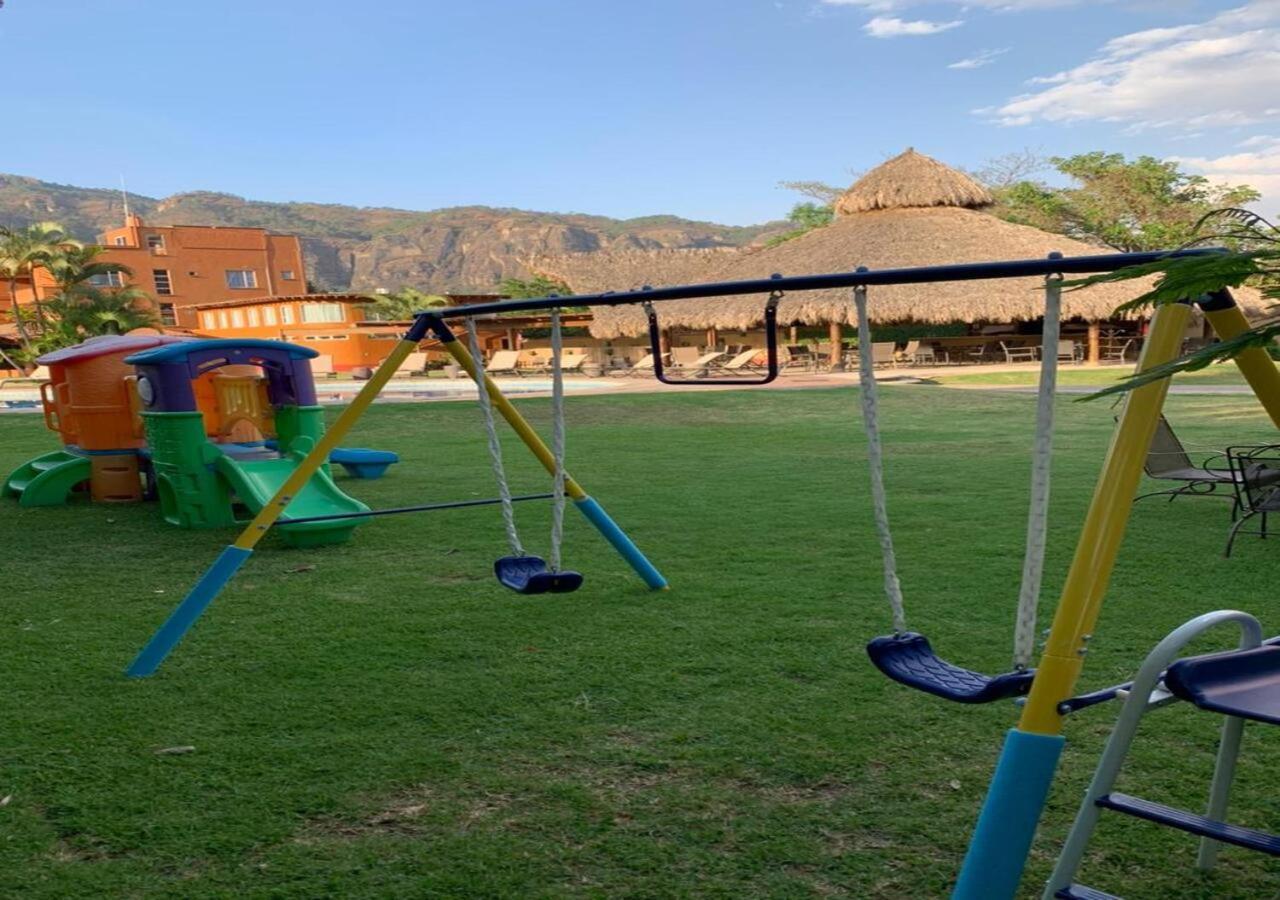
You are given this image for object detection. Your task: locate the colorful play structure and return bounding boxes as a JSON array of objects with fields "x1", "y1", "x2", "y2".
[
  {"x1": 12, "y1": 250, "x2": 1280, "y2": 898},
  {"x1": 3, "y1": 333, "x2": 399, "y2": 547}
]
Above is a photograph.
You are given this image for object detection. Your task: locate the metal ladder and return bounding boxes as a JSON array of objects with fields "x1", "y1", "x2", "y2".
[{"x1": 1045, "y1": 610, "x2": 1280, "y2": 900}]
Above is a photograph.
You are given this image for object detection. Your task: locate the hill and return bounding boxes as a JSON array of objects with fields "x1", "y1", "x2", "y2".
[{"x1": 0, "y1": 174, "x2": 787, "y2": 292}]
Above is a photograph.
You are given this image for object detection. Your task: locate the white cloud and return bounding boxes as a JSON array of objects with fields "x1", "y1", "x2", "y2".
[
  {"x1": 1174, "y1": 136, "x2": 1280, "y2": 213},
  {"x1": 988, "y1": 1, "x2": 1280, "y2": 129},
  {"x1": 948, "y1": 47, "x2": 1010, "y2": 69},
  {"x1": 864, "y1": 15, "x2": 962, "y2": 36}
]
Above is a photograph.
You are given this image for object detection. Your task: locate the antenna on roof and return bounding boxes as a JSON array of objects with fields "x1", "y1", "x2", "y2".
[{"x1": 119, "y1": 175, "x2": 131, "y2": 219}]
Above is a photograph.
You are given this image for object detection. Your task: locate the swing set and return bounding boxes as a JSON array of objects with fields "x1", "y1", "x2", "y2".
[{"x1": 126, "y1": 247, "x2": 1280, "y2": 900}]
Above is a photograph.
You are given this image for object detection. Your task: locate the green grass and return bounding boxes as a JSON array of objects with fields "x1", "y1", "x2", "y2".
[
  {"x1": 934, "y1": 365, "x2": 1249, "y2": 388},
  {"x1": 3, "y1": 388, "x2": 1278, "y2": 898}
]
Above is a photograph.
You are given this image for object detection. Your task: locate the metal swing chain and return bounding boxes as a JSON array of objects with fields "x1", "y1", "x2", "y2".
[
  {"x1": 853, "y1": 285, "x2": 907, "y2": 635},
  {"x1": 466, "y1": 319, "x2": 524, "y2": 557},
  {"x1": 548, "y1": 309, "x2": 567, "y2": 573}
]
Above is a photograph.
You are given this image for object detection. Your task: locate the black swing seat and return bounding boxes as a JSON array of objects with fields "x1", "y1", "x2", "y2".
[
  {"x1": 1164, "y1": 645, "x2": 1280, "y2": 726},
  {"x1": 494, "y1": 555, "x2": 583, "y2": 595},
  {"x1": 866, "y1": 632, "x2": 1035, "y2": 704}
]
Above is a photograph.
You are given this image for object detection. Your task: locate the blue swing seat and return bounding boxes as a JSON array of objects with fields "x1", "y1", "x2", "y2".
[
  {"x1": 866, "y1": 632, "x2": 1035, "y2": 704},
  {"x1": 1164, "y1": 644, "x2": 1280, "y2": 726},
  {"x1": 494, "y1": 555, "x2": 583, "y2": 595}
]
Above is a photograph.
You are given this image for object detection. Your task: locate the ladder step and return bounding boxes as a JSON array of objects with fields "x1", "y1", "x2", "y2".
[
  {"x1": 1097, "y1": 793, "x2": 1280, "y2": 856},
  {"x1": 1055, "y1": 884, "x2": 1121, "y2": 900}
]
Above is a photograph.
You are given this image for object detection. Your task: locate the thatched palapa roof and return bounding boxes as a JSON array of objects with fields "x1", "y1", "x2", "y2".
[{"x1": 536, "y1": 149, "x2": 1266, "y2": 339}]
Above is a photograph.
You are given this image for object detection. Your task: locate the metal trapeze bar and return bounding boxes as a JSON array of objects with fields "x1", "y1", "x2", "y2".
[{"x1": 278, "y1": 492, "x2": 556, "y2": 526}]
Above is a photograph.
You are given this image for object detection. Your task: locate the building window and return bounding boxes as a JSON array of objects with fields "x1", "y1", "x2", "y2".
[
  {"x1": 230, "y1": 310, "x2": 245, "y2": 328},
  {"x1": 279, "y1": 304, "x2": 294, "y2": 324},
  {"x1": 263, "y1": 306, "x2": 277, "y2": 326},
  {"x1": 225, "y1": 269, "x2": 258, "y2": 290},
  {"x1": 146, "y1": 234, "x2": 165, "y2": 251},
  {"x1": 247, "y1": 308, "x2": 259, "y2": 327},
  {"x1": 89, "y1": 271, "x2": 125, "y2": 288},
  {"x1": 281, "y1": 269, "x2": 296, "y2": 281},
  {"x1": 217, "y1": 311, "x2": 229, "y2": 328},
  {"x1": 201, "y1": 312, "x2": 215, "y2": 329},
  {"x1": 159, "y1": 303, "x2": 177, "y2": 326},
  {"x1": 114, "y1": 236, "x2": 126, "y2": 246},
  {"x1": 153, "y1": 269, "x2": 172, "y2": 295},
  {"x1": 301, "y1": 302, "x2": 344, "y2": 323}
]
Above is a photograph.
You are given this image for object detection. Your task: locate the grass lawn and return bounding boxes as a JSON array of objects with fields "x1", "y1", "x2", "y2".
[
  {"x1": 3, "y1": 387, "x2": 1279, "y2": 898},
  {"x1": 934, "y1": 365, "x2": 1249, "y2": 388}
]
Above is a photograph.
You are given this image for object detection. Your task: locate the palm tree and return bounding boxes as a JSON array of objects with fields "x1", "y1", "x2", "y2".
[
  {"x1": 0, "y1": 221, "x2": 82, "y2": 357},
  {"x1": 365, "y1": 287, "x2": 450, "y2": 320},
  {"x1": 44, "y1": 244, "x2": 132, "y2": 294},
  {"x1": 39, "y1": 286, "x2": 157, "y2": 348}
]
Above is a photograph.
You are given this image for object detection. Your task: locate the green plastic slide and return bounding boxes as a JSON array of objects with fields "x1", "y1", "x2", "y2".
[
  {"x1": 213, "y1": 451, "x2": 370, "y2": 547},
  {"x1": 3, "y1": 450, "x2": 92, "y2": 507}
]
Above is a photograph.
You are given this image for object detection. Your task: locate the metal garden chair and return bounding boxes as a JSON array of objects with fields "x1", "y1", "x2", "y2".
[
  {"x1": 1224, "y1": 445, "x2": 1280, "y2": 557},
  {"x1": 1137, "y1": 415, "x2": 1241, "y2": 512}
]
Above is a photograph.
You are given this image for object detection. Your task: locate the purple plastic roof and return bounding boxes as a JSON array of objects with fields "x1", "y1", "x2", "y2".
[{"x1": 37, "y1": 333, "x2": 193, "y2": 366}]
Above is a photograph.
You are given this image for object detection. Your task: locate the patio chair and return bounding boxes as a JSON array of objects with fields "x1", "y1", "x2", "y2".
[
  {"x1": 999, "y1": 341, "x2": 1038, "y2": 363},
  {"x1": 897, "y1": 340, "x2": 937, "y2": 366},
  {"x1": 1136, "y1": 415, "x2": 1241, "y2": 510},
  {"x1": 1057, "y1": 340, "x2": 1081, "y2": 363},
  {"x1": 485, "y1": 349, "x2": 523, "y2": 376},
  {"x1": 1102, "y1": 338, "x2": 1135, "y2": 362},
  {"x1": 871, "y1": 342, "x2": 897, "y2": 368},
  {"x1": 783, "y1": 344, "x2": 818, "y2": 371},
  {"x1": 1223, "y1": 445, "x2": 1280, "y2": 557}
]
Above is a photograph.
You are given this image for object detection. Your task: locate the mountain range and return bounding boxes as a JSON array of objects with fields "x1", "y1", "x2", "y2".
[{"x1": 0, "y1": 174, "x2": 787, "y2": 293}]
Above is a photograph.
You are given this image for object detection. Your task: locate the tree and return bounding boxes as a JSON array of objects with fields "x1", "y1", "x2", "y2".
[
  {"x1": 0, "y1": 221, "x2": 83, "y2": 356},
  {"x1": 43, "y1": 244, "x2": 132, "y2": 294},
  {"x1": 365, "y1": 287, "x2": 449, "y2": 321},
  {"x1": 777, "y1": 180, "x2": 845, "y2": 205},
  {"x1": 1071, "y1": 208, "x2": 1280, "y2": 395},
  {"x1": 497, "y1": 275, "x2": 573, "y2": 299},
  {"x1": 765, "y1": 200, "x2": 836, "y2": 248},
  {"x1": 988, "y1": 153, "x2": 1260, "y2": 252}
]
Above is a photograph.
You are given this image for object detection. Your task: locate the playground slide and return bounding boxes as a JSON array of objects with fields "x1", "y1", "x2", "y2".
[
  {"x1": 213, "y1": 451, "x2": 370, "y2": 547},
  {"x1": 3, "y1": 450, "x2": 92, "y2": 507}
]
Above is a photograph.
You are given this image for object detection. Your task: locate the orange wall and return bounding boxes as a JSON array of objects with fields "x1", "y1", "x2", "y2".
[
  {"x1": 195, "y1": 299, "x2": 394, "y2": 371},
  {"x1": 0, "y1": 216, "x2": 307, "y2": 331}
]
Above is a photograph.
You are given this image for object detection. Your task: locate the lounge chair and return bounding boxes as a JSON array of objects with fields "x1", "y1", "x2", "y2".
[
  {"x1": 394, "y1": 352, "x2": 429, "y2": 377},
  {"x1": 485, "y1": 349, "x2": 523, "y2": 376},
  {"x1": 669, "y1": 351, "x2": 725, "y2": 378},
  {"x1": 710, "y1": 348, "x2": 766, "y2": 375},
  {"x1": 1000, "y1": 341, "x2": 1038, "y2": 363},
  {"x1": 559, "y1": 352, "x2": 589, "y2": 374},
  {"x1": 896, "y1": 340, "x2": 939, "y2": 366},
  {"x1": 1, "y1": 365, "x2": 50, "y2": 387},
  {"x1": 611, "y1": 353, "x2": 660, "y2": 377},
  {"x1": 670, "y1": 347, "x2": 702, "y2": 367},
  {"x1": 1136, "y1": 415, "x2": 1241, "y2": 509}
]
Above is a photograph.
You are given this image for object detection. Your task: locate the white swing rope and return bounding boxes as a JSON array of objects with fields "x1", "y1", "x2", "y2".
[
  {"x1": 853, "y1": 273, "x2": 1061, "y2": 670},
  {"x1": 467, "y1": 320, "x2": 524, "y2": 557},
  {"x1": 548, "y1": 309, "x2": 568, "y2": 573}
]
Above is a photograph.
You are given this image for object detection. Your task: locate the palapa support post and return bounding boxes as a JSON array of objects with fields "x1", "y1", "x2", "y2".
[{"x1": 827, "y1": 320, "x2": 843, "y2": 371}]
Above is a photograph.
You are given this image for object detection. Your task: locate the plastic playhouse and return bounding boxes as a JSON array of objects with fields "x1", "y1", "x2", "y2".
[{"x1": 4, "y1": 333, "x2": 399, "y2": 547}]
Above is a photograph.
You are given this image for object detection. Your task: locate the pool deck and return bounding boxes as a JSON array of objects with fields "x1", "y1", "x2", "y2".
[{"x1": 0, "y1": 361, "x2": 1251, "y2": 413}]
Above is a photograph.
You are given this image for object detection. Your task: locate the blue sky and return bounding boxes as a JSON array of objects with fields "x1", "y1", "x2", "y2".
[{"x1": 2, "y1": 0, "x2": 1276, "y2": 224}]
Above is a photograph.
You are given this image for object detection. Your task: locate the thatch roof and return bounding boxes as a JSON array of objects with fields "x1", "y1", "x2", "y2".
[
  {"x1": 535, "y1": 149, "x2": 1268, "y2": 338},
  {"x1": 834, "y1": 148, "x2": 993, "y2": 215}
]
